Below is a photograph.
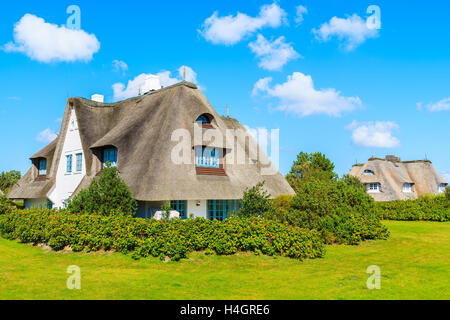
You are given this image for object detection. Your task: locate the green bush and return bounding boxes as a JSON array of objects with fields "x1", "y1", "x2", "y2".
[
  {"x1": 266, "y1": 177, "x2": 389, "y2": 245},
  {"x1": 374, "y1": 195, "x2": 450, "y2": 222},
  {"x1": 0, "y1": 208, "x2": 325, "y2": 262},
  {"x1": 239, "y1": 182, "x2": 272, "y2": 218},
  {"x1": 66, "y1": 164, "x2": 137, "y2": 216},
  {"x1": 0, "y1": 195, "x2": 13, "y2": 215}
]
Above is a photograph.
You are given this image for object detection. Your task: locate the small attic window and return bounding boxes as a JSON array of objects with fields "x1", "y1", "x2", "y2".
[
  {"x1": 38, "y1": 159, "x2": 47, "y2": 176},
  {"x1": 196, "y1": 114, "x2": 214, "y2": 128},
  {"x1": 196, "y1": 115, "x2": 209, "y2": 124},
  {"x1": 364, "y1": 170, "x2": 375, "y2": 175},
  {"x1": 438, "y1": 184, "x2": 447, "y2": 194},
  {"x1": 402, "y1": 183, "x2": 414, "y2": 193},
  {"x1": 366, "y1": 183, "x2": 381, "y2": 193},
  {"x1": 103, "y1": 148, "x2": 118, "y2": 168}
]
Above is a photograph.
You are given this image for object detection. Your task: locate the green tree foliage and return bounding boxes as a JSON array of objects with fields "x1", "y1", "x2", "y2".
[
  {"x1": 239, "y1": 182, "x2": 272, "y2": 218},
  {"x1": 0, "y1": 171, "x2": 21, "y2": 194},
  {"x1": 341, "y1": 174, "x2": 366, "y2": 190},
  {"x1": 286, "y1": 152, "x2": 336, "y2": 191},
  {"x1": 446, "y1": 186, "x2": 450, "y2": 200},
  {"x1": 66, "y1": 164, "x2": 137, "y2": 216}
]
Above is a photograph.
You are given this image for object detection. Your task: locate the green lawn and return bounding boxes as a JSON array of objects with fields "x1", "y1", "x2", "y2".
[{"x1": 0, "y1": 221, "x2": 449, "y2": 300}]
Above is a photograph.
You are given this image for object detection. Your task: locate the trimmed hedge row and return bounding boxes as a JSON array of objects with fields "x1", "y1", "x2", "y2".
[
  {"x1": 0, "y1": 208, "x2": 325, "y2": 261},
  {"x1": 374, "y1": 195, "x2": 450, "y2": 222}
]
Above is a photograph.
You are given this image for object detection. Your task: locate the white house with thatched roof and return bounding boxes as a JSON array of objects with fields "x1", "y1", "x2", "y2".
[
  {"x1": 349, "y1": 155, "x2": 447, "y2": 201},
  {"x1": 8, "y1": 78, "x2": 294, "y2": 219}
]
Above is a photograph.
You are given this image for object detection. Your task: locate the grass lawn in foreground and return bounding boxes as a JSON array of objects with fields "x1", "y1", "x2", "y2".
[{"x1": 0, "y1": 221, "x2": 449, "y2": 300}]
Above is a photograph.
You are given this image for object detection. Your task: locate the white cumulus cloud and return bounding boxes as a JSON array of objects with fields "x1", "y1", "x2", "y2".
[
  {"x1": 347, "y1": 121, "x2": 400, "y2": 148},
  {"x1": 112, "y1": 60, "x2": 128, "y2": 74},
  {"x1": 199, "y1": 3, "x2": 287, "y2": 45},
  {"x1": 421, "y1": 97, "x2": 450, "y2": 112},
  {"x1": 249, "y1": 34, "x2": 300, "y2": 71},
  {"x1": 252, "y1": 72, "x2": 361, "y2": 117},
  {"x1": 313, "y1": 14, "x2": 378, "y2": 51},
  {"x1": 295, "y1": 5, "x2": 308, "y2": 25},
  {"x1": 112, "y1": 66, "x2": 201, "y2": 101},
  {"x1": 35, "y1": 128, "x2": 57, "y2": 143},
  {"x1": 2, "y1": 14, "x2": 100, "y2": 63}
]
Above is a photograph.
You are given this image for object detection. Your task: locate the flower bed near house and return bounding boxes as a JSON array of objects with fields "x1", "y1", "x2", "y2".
[
  {"x1": 374, "y1": 195, "x2": 450, "y2": 222},
  {"x1": 0, "y1": 208, "x2": 325, "y2": 261}
]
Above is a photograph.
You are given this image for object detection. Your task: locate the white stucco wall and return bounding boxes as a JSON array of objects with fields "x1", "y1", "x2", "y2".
[
  {"x1": 187, "y1": 200, "x2": 207, "y2": 218},
  {"x1": 47, "y1": 108, "x2": 86, "y2": 208}
]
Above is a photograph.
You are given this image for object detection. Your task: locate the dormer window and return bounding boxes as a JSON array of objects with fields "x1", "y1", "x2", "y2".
[
  {"x1": 103, "y1": 148, "x2": 117, "y2": 167},
  {"x1": 402, "y1": 183, "x2": 414, "y2": 193},
  {"x1": 38, "y1": 159, "x2": 47, "y2": 176},
  {"x1": 364, "y1": 170, "x2": 375, "y2": 175},
  {"x1": 439, "y1": 184, "x2": 447, "y2": 194},
  {"x1": 196, "y1": 115, "x2": 209, "y2": 124},
  {"x1": 366, "y1": 183, "x2": 381, "y2": 193},
  {"x1": 196, "y1": 114, "x2": 214, "y2": 128},
  {"x1": 195, "y1": 146, "x2": 220, "y2": 168}
]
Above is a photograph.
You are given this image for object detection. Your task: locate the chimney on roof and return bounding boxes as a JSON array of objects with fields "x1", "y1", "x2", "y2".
[
  {"x1": 142, "y1": 75, "x2": 162, "y2": 94},
  {"x1": 91, "y1": 94, "x2": 104, "y2": 103},
  {"x1": 386, "y1": 155, "x2": 401, "y2": 162}
]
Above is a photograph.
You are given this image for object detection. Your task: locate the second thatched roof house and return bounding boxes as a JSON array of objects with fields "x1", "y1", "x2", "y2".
[
  {"x1": 8, "y1": 78, "x2": 294, "y2": 219},
  {"x1": 349, "y1": 155, "x2": 447, "y2": 201}
]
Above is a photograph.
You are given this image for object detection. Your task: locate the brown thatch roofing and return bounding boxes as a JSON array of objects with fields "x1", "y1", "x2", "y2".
[
  {"x1": 9, "y1": 81, "x2": 294, "y2": 201},
  {"x1": 349, "y1": 156, "x2": 447, "y2": 201},
  {"x1": 8, "y1": 137, "x2": 59, "y2": 200}
]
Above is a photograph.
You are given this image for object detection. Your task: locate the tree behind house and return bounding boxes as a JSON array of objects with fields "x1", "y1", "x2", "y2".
[
  {"x1": 239, "y1": 181, "x2": 272, "y2": 218},
  {"x1": 286, "y1": 152, "x2": 336, "y2": 191},
  {"x1": 0, "y1": 170, "x2": 21, "y2": 194},
  {"x1": 67, "y1": 164, "x2": 137, "y2": 216}
]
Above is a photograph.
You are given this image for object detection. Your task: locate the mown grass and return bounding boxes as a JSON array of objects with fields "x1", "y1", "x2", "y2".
[{"x1": 0, "y1": 221, "x2": 448, "y2": 300}]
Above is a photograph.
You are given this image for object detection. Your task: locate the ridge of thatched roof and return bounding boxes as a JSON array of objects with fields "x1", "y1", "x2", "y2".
[{"x1": 9, "y1": 81, "x2": 294, "y2": 202}]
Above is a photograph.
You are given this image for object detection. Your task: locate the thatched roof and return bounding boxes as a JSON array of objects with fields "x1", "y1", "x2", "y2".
[
  {"x1": 349, "y1": 156, "x2": 447, "y2": 201},
  {"x1": 9, "y1": 81, "x2": 294, "y2": 201}
]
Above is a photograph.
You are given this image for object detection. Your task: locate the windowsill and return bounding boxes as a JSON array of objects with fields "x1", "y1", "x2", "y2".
[{"x1": 196, "y1": 166, "x2": 227, "y2": 176}]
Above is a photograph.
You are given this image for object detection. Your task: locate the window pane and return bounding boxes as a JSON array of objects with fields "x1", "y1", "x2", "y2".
[
  {"x1": 170, "y1": 200, "x2": 187, "y2": 219},
  {"x1": 196, "y1": 147, "x2": 220, "y2": 168},
  {"x1": 66, "y1": 155, "x2": 72, "y2": 173},
  {"x1": 38, "y1": 159, "x2": 47, "y2": 175},
  {"x1": 103, "y1": 149, "x2": 117, "y2": 167},
  {"x1": 76, "y1": 153, "x2": 83, "y2": 172}
]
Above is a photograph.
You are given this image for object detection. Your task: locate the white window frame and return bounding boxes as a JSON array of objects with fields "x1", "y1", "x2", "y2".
[
  {"x1": 402, "y1": 183, "x2": 413, "y2": 193},
  {"x1": 366, "y1": 183, "x2": 381, "y2": 193},
  {"x1": 438, "y1": 184, "x2": 446, "y2": 194}
]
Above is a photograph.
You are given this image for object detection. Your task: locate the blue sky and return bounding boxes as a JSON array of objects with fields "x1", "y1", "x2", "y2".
[{"x1": 0, "y1": 0, "x2": 449, "y2": 181}]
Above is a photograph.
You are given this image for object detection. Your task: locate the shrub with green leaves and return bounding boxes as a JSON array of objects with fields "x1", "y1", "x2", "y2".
[
  {"x1": 0, "y1": 195, "x2": 13, "y2": 215},
  {"x1": 374, "y1": 195, "x2": 449, "y2": 221},
  {"x1": 239, "y1": 182, "x2": 272, "y2": 218},
  {"x1": 266, "y1": 176, "x2": 389, "y2": 245},
  {"x1": 66, "y1": 164, "x2": 137, "y2": 216},
  {"x1": 0, "y1": 208, "x2": 325, "y2": 262}
]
